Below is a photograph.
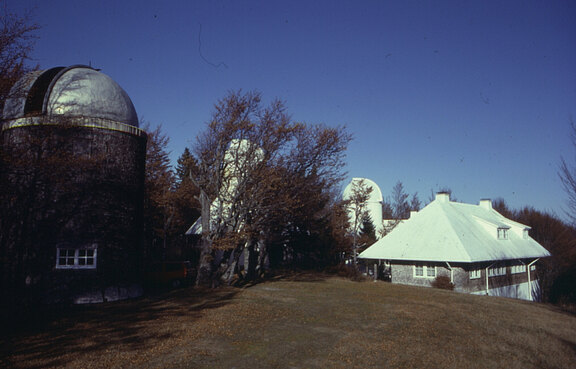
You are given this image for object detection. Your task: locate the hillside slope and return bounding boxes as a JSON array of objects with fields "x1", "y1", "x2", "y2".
[{"x1": 1, "y1": 275, "x2": 575, "y2": 368}]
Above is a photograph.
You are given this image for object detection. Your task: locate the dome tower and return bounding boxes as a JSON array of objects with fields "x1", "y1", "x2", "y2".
[
  {"x1": 0, "y1": 65, "x2": 147, "y2": 305},
  {"x1": 343, "y1": 178, "x2": 384, "y2": 238}
]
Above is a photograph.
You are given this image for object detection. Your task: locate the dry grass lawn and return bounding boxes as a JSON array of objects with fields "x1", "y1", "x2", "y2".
[{"x1": 1, "y1": 274, "x2": 575, "y2": 369}]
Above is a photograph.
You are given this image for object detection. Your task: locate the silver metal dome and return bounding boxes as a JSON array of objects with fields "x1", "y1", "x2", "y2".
[{"x1": 2, "y1": 65, "x2": 139, "y2": 127}]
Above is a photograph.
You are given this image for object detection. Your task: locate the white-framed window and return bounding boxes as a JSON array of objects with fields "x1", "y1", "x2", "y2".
[
  {"x1": 56, "y1": 247, "x2": 97, "y2": 269},
  {"x1": 497, "y1": 228, "x2": 509, "y2": 240},
  {"x1": 470, "y1": 269, "x2": 481, "y2": 279},
  {"x1": 414, "y1": 264, "x2": 424, "y2": 277},
  {"x1": 523, "y1": 229, "x2": 529, "y2": 239},
  {"x1": 530, "y1": 265, "x2": 536, "y2": 271},
  {"x1": 488, "y1": 265, "x2": 506, "y2": 277},
  {"x1": 414, "y1": 263, "x2": 436, "y2": 278},
  {"x1": 511, "y1": 264, "x2": 526, "y2": 274}
]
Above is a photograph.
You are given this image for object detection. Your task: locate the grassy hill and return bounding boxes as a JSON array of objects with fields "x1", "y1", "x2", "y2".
[{"x1": 1, "y1": 274, "x2": 575, "y2": 369}]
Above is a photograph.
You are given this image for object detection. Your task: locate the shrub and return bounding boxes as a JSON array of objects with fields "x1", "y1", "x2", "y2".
[
  {"x1": 325, "y1": 263, "x2": 368, "y2": 282},
  {"x1": 432, "y1": 275, "x2": 454, "y2": 290}
]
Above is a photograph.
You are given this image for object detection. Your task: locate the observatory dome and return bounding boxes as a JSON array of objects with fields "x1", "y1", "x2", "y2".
[
  {"x1": 343, "y1": 177, "x2": 384, "y2": 238},
  {"x1": 2, "y1": 65, "x2": 139, "y2": 127},
  {"x1": 342, "y1": 178, "x2": 383, "y2": 203}
]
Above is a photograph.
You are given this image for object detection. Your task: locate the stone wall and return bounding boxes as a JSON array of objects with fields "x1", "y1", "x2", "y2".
[
  {"x1": 389, "y1": 260, "x2": 537, "y2": 298},
  {"x1": 390, "y1": 261, "x2": 451, "y2": 288},
  {"x1": 0, "y1": 122, "x2": 146, "y2": 307}
]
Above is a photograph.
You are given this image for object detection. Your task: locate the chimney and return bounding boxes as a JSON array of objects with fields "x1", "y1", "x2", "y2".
[
  {"x1": 435, "y1": 192, "x2": 450, "y2": 203},
  {"x1": 479, "y1": 199, "x2": 492, "y2": 210}
]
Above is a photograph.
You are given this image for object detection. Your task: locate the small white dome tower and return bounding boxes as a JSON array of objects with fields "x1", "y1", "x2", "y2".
[{"x1": 343, "y1": 178, "x2": 384, "y2": 238}]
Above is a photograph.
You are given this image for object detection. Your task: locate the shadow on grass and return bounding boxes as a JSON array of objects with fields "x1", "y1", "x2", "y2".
[
  {"x1": 237, "y1": 270, "x2": 331, "y2": 288},
  {"x1": 0, "y1": 286, "x2": 240, "y2": 369},
  {"x1": 236, "y1": 268, "x2": 373, "y2": 290},
  {"x1": 558, "y1": 336, "x2": 576, "y2": 357}
]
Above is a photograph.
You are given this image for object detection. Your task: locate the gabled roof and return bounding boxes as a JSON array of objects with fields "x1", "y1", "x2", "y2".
[{"x1": 359, "y1": 193, "x2": 550, "y2": 263}]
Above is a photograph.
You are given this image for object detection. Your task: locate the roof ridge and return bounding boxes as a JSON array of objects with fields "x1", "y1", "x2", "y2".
[
  {"x1": 435, "y1": 201, "x2": 473, "y2": 262},
  {"x1": 490, "y1": 209, "x2": 531, "y2": 230}
]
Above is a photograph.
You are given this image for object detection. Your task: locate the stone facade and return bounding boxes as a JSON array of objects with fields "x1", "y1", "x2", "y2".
[
  {"x1": 387, "y1": 260, "x2": 538, "y2": 299},
  {"x1": 1, "y1": 121, "x2": 147, "y2": 304},
  {"x1": 0, "y1": 66, "x2": 147, "y2": 309}
]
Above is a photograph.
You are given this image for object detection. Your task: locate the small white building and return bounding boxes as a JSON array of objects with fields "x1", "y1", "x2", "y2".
[{"x1": 359, "y1": 193, "x2": 551, "y2": 301}]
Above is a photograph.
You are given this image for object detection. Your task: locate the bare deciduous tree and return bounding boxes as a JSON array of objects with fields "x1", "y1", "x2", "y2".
[
  {"x1": 428, "y1": 187, "x2": 457, "y2": 204},
  {"x1": 391, "y1": 181, "x2": 410, "y2": 220},
  {"x1": 410, "y1": 192, "x2": 421, "y2": 212},
  {"x1": 493, "y1": 198, "x2": 576, "y2": 305},
  {"x1": 190, "y1": 90, "x2": 351, "y2": 286},
  {"x1": 559, "y1": 121, "x2": 576, "y2": 225},
  {"x1": 0, "y1": 1, "x2": 39, "y2": 112},
  {"x1": 345, "y1": 179, "x2": 373, "y2": 266},
  {"x1": 380, "y1": 182, "x2": 421, "y2": 236}
]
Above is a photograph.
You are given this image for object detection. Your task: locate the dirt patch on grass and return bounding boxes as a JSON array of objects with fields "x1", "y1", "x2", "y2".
[{"x1": 1, "y1": 276, "x2": 576, "y2": 368}]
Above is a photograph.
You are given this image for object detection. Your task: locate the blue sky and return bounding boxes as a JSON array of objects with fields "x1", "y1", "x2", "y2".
[{"x1": 9, "y1": 0, "x2": 576, "y2": 217}]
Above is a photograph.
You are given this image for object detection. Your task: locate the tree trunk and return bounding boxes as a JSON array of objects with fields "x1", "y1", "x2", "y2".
[
  {"x1": 195, "y1": 190, "x2": 213, "y2": 287},
  {"x1": 245, "y1": 239, "x2": 259, "y2": 281},
  {"x1": 256, "y1": 239, "x2": 268, "y2": 278},
  {"x1": 221, "y1": 246, "x2": 243, "y2": 285},
  {"x1": 209, "y1": 248, "x2": 234, "y2": 287}
]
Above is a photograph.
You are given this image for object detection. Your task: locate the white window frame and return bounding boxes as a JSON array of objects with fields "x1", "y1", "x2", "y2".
[
  {"x1": 511, "y1": 264, "x2": 526, "y2": 274},
  {"x1": 488, "y1": 265, "x2": 506, "y2": 277},
  {"x1": 414, "y1": 264, "x2": 424, "y2": 277},
  {"x1": 497, "y1": 228, "x2": 509, "y2": 240},
  {"x1": 470, "y1": 269, "x2": 481, "y2": 279},
  {"x1": 56, "y1": 247, "x2": 97, "y2": 269},
  {"x1": 414, "y1": 263, "x2": 436, "y2": 278}
]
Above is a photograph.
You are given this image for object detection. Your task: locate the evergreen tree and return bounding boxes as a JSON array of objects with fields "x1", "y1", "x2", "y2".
[
  {"x1": 359, "y1": 213, "x2": 377, "y2": 249},
  {"x1": 142, "y1": 124, "x2": 174, "y2": 261},
  {"x1": 172, "y1": 148, "x2": 200, "y2": 258},
  {"x1": 143, "y1": 139, "x2": 201, "y2": 262},
  {"x1": 175, "y1": 147, "x2": 198, "y2": 186}
]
